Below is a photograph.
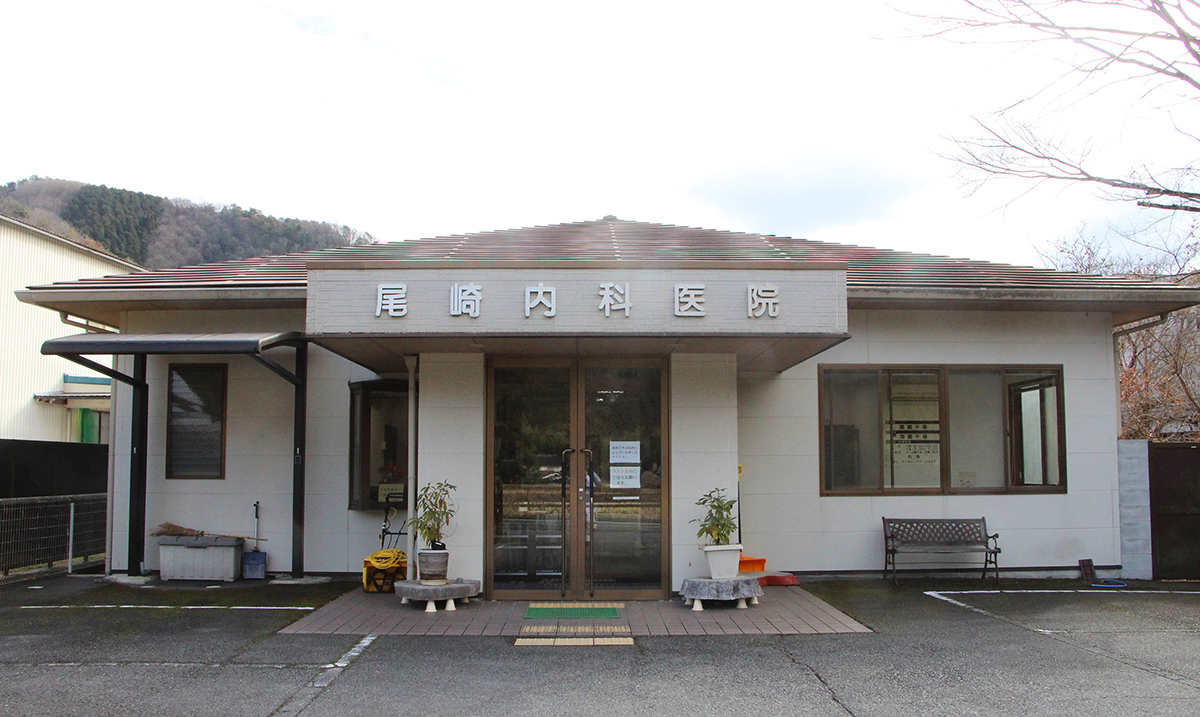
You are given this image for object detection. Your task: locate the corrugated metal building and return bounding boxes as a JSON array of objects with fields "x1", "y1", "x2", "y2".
[{"x1": 1, "y1": 213, "x2": 141, "y2": 442}]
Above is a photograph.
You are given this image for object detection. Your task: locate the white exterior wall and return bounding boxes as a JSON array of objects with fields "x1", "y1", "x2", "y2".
[
  {"x1": 738, "y1": 309, "x2": 1121, "y2": 573},
  {"x1": 111, "y1": 309, "x2": 381, "y2": 574},
  {"x1": 670, "y1": 354, "x2": 740, "y2": 589},
  {"x1": 415, "y1": 354, "x2": 486, "y2": 583},
  {"x1": 107, "y1": 303, "x2": 1124, "y2": 579},
  {"x1": 1, "y1": 219, "x2": 135, "y2": 441}
]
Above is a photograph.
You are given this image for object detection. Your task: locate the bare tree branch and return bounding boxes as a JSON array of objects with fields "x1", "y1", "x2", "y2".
[{"x1": 916, "y1": 1, "x2": 1200, "y2": 212}]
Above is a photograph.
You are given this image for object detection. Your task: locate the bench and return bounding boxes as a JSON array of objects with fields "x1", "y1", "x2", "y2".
[{"x1": 882, "y1": 517, "x2": 1000, "y2": 583}]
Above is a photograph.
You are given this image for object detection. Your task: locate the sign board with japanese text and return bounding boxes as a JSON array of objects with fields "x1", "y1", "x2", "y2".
[
  {"x1": 609, "y1": 441, "x2": 641, "y2": 465},
  {"x1": 609, "y1": 465, "x2": 642, "y2": 489},
  {"x1": 306, "y1": 262, "x2": 846, "y2": 337}
]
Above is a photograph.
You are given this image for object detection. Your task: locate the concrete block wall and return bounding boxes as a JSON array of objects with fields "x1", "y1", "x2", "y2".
[{"x1": 1118, "y1": 440, "x2": 1152, "y2": 580}]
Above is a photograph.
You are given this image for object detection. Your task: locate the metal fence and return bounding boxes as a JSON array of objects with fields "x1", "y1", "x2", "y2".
[{"x1": 0, "y1": 493, "x2": 106, "y2": 582}]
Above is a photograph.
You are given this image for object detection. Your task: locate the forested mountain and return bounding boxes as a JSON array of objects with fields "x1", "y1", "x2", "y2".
[{"x1": 0, "y1": 176, "x2": 374, "y2": 268}]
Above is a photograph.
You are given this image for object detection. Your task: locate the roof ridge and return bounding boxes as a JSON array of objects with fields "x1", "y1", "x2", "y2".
[{"x1": 605, "y1": 216, "x2": 621, "y2": 259}]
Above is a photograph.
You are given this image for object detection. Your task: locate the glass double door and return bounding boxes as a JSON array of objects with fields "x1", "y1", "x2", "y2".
[{"x1": 488, "y1": 358, "x2": 667, "y2": 600}]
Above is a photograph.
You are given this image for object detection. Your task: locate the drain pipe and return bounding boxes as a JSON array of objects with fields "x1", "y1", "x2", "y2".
[
  {"x1": 1113, "y1": 312, "x2": 1169, "y2": 341},
  {"x1": 58, "y1": 312, "x2": 117, "y2": 334},
  {"x1": 404, "y1": 355, "x2": 419, "y2": 582}
]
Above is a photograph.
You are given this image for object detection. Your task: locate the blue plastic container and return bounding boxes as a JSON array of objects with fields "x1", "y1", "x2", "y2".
[{"x1": 242, "y1": 550, "x2": 267, "y2": 580}]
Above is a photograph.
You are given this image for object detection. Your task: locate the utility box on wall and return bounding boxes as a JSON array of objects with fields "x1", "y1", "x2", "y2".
[{"x1": 158, "y1": 536, "x2": 244, "y2": 581}]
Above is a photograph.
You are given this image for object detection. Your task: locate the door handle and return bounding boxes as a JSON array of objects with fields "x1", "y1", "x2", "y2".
[
  {"x1": 560, "y1": 448, "x2": 574, "y2": 597},
  {"x1": 581, "y1": 449, "x2": 594, "y2": 494},
  {"x1": 580, "y1": 449, "x2": 595, "y2": 596},
  {"x1": 560, "y1": 448, "x2": 575, "y2": 491}
]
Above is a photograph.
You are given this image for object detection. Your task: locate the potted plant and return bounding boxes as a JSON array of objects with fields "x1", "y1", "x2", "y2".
[
  {"x1": 691, "y1": 487, "x2": 742, "y2": 579},
  {"x1": 409, "y1": 480, "x2": 457, "y2": 585}
]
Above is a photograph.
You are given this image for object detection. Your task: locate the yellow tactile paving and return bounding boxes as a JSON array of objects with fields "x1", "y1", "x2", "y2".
[
  {"x1": 519, "y1": 624, "x2": 632, "y2": 635},
  {"x1": 513, "y1": 636, "x2": 635, "y2": 646}
]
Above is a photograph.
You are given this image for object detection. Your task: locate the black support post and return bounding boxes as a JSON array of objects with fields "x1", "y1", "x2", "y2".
[
  {"x1": 127, "y1": 354, "x2": 148, "y2": 576},
  {"x1": 291, "y1": 343, "x2": 308, "y2": 578}
]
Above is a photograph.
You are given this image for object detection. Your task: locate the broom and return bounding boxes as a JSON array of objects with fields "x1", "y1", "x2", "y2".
[{"x1": 151, "y1": 522, "x2": 266, "y2": 541}]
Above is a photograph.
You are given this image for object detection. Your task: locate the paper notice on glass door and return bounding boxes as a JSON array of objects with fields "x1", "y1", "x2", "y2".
[
  {"x1": 609, "y1": 441, "x2": 640, "y2": 464},
  {"x1": 610, "y1": 465, "x2": 641, "y2": 489}
]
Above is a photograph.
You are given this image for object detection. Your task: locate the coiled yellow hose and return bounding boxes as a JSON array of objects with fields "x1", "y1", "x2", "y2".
[
  {"x1": 367, "y1": 548, "x2": 407, "y2": 570},
  {"x1": 363, "y1": 548, "x2": 408, "y2": 592}
]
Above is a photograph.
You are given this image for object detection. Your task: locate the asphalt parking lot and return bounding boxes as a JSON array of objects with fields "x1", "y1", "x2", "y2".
[{"x1": 0, "y1": 574, "x2": 1198, "y2": 716}]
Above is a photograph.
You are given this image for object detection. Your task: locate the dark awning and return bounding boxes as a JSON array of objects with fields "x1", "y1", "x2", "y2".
[{"x1": 41, "y1": 331, "x2": 303, "y2": 356}]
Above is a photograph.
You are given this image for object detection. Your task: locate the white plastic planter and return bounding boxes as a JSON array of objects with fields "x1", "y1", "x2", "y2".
[{"x1": 702, "y1": 544, "x2": 743, "y2": 579}]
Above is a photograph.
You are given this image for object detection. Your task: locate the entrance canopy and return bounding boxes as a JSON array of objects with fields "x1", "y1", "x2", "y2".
[{"x1": 312, "y1": 334, "x2": 847, "y2": 374}]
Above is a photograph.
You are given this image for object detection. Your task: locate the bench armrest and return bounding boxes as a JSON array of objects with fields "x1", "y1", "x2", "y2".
[{"x1": 986, "y1": 532, "x2": 1000, "y2": 550}]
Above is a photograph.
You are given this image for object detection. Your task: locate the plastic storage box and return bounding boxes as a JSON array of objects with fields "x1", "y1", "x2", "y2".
[{"x1": 158, "y1": 536, "x2": 244, "y2": 581}]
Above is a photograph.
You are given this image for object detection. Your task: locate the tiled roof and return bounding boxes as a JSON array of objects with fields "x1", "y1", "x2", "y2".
[{"x1": 23, "y1": 217, "x2": 1189, "y2": 292}]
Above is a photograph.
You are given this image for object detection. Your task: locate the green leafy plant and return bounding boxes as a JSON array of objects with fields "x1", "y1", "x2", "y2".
[
  {"x1": 691, "y1": 488, "x2": 738, "y2": 545},
  {"x1": 410, "y1": 480, "x2": 457, "y2": 547}
]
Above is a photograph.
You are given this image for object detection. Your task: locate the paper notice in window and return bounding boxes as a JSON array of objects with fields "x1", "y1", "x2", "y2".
[
  {"x1": 609, "y1": 441, "x2": 640, "y2": 464},
  {"x1": 610, "y1": 465, "x2": 641, "y2": 489}
]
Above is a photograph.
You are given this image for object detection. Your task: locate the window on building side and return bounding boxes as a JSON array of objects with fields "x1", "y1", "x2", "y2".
[
  {"x1": 1008, "y1": 372, "x2": 1063, "y2": 487},
  {"x1": 819, "y1": 365, "x2": 1066, "y2": 495},
  {"x1": 349, "y1": 379, "x2": 410, "y2": 510},
  {"x1": 166, "y1": 364, "x2": 227, "y2": 480}
]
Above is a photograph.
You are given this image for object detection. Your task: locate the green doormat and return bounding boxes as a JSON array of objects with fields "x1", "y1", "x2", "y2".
[{"x1": 524, "y1": 606, "x2": 621, "y2": 619}]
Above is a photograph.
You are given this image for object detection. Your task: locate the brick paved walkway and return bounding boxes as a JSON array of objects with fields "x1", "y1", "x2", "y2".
[{"x1": 279, "y1": 585, "x2": 870, "y2": 639}]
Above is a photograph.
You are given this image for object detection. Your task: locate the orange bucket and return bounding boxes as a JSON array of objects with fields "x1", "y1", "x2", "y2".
[{"x1": 739, "y1": 556, "x2": 766, "y2": 573}]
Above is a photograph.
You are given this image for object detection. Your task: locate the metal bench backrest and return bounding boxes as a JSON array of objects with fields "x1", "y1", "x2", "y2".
[{"x1": 883, "y1": 518, "x2": 989, "y2": 547}]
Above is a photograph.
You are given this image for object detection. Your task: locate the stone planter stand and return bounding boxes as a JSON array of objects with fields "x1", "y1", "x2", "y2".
[
  {"x1": 680, "y1": 576, "x2": 763, "y2": 612},
  {"x1": 393, "y1": 578, "x2": 481, "y2": 613}
]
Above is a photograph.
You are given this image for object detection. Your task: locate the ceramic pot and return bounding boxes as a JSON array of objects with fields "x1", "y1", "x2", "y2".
[
  {"x1": 417, "y1": 549, "x2": 450, "y2": 585},
  {"x1": 702, "y1": 544, "x2": 743, "y2": 579}
]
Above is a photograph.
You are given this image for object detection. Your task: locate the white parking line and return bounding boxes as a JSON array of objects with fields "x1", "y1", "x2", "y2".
[
  {"x1": 926, "y1": 589, "x2": 1200, "y2": 689},
  {"x1": 927, "y1": 589, "x2": 1200, "y2": 632},
  {"x1": 930, "y1": 589, "x2": 1200, "y2": 596},
  {"x1": 273, "y1": 634, "x2": 378, "y2": 715}
]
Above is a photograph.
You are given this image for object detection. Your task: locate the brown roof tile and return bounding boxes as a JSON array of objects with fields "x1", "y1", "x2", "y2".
[{"x1": 23, "y1": 217, "x2": 1190, "y2": 293}]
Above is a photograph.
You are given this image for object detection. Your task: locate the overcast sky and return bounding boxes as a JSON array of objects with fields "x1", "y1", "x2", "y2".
[{"x1": 4, "y1": 1, "x2": 1185, "y2": 268}]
